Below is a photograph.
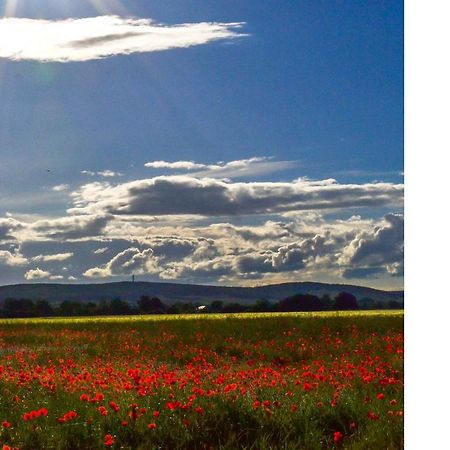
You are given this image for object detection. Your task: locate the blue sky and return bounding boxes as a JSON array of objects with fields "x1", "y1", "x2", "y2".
[{"x1": 0, "y1": 1, "x2": 403, "y2": 288}]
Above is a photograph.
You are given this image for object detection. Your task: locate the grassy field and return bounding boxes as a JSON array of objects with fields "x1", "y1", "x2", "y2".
[{"x1": 0, "y1": 311, "x2": 403, "y2": 449}]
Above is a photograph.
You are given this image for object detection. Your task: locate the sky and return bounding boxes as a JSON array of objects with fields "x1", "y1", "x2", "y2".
[{"x1": 0, "y1": 0, "x2": 403, "y2": 289}]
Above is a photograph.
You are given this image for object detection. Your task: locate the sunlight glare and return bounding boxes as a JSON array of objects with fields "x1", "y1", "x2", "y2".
[
  {"x1": 3, "y1": 0, "x2": 18, "y2": 17},
  {"x1": 88, "y1": 0, "x2": 129, "y2": 16}
]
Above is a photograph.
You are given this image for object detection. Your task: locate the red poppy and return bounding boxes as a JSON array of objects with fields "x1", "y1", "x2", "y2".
[
  {"x1": 104, "y1": 434, "x2": 114, "y2": 446},
  {"x1": 333, "y1": 431, "x2": 344, "y2": 444}
]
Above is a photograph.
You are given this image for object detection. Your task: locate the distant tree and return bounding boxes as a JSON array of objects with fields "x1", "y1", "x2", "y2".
[
  {"x1": 2, "y1": 298, "x2": 20, "y2": 317},
  {"x1": 223, "y1": 302, "x2": 247, "y2": 313},
  {"x1": 81, "y1": 302, "x2": 98, "y2": 316},
  {"x1": 359, "y1": 297, "x2": 376, "y2": 310},
  {"x1": 209, "y1": 300, "x2": 224, "y2": 313},
  {"x1": 179, "y1": 302, "x2": 196, "y2": 314},
  {"x1": 3, "y1": 298, "x2": 35, "y2": 317},
  {"x1": 97, "y1": 299, "x2": 110, "y2": 315},
  {"x1": 167, "y1": 303, "x2": 181, "y2": 314},
  {"x1": 138, "y1": 296, "x2": 166, "y2": 314},
  {"x1": 334, "y1": 292, "x2": 358, "y2": 310},
  {"x1": 320, "y1": 294, "x2": 333, "y2": 311},
  {"x1": 277, "y1": 294, "x2": 322, "y2": 312},
  {"x1": 110, "y1": 298, "x2": 131, "y2": 315},
  {"x1": 34, "y1": 299, "x2": 54, "y2": 317},
  {"x1": 374, "y1": 301, "x2": 387, "y2": 310},
  {"x1": 252, "y1": 298, "x2": 271, "y2": 312},
  {"x1": 59, "y1": 301, "x2": 82, "y2": 316},
  {"x1": 388, "y1": 300, "x2": 403, "y2": 310}
]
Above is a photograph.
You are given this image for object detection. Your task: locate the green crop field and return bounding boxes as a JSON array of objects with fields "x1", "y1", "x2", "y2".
[{"x1": 0, "y1": 311, "x2": 403, "y2": 449}]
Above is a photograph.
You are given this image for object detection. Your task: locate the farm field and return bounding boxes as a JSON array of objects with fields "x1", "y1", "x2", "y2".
[{"x1": 0, "y1": 311, "x2": 404, "y2": 450}]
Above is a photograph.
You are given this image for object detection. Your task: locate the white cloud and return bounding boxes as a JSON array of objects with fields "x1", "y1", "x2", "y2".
[
  {"x1": 145, "y1": 157, "x2": 297, "y2": 179},
  {"x1": 98, "y1": 170, "x2": 123, "y2": 177},
  {"x1": 0, "y1": 250, "x2": 28, "y2": 266},
  {"x1": 0, "y1": 16, "x2": 246, "y2": 63},
  {"x1": 52, "y1": 184, "x2": 70, "y2": 192},
  {"x1": 93, "y1": 247, "x2": 109, "y2": 254},
  {"x1": 32, "y1": 252, "x2": 74, "y2": 262},
  {"x1": 145, "y1": 161, "x2": 208, "y2": 170},
  {"x1": 83, "y1": 247, "x2": 157, "y2": 278},
  {"x1": 24, "y1": 268, "x2": 49, "y2": 280},
  {"x1": 24, "y1": 267, "x2": 65, "y2": 281},
  {"x1": 81, "y1": 170, "x2": 122, "y2": 177}
]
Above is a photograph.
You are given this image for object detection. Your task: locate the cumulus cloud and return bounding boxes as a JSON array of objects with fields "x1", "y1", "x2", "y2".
[
  {"x1": 24, "y1": 268, "x2": 63, "y2": 280},
  {"x1": 145, "y1": 157, "x2": 297, "y2": 179},
  {"x1": 0, "y1": 189, "x2": 403, "y2": 287},
  {"x1": 0, "y1": 250, "x2": 28, "y2": 266},
  {"x1": 159, "y1": 256, "x2": 234, "y2": 281},
  {"x1": 83, "y1": 247, "x2": 157, "y2": 278},
  {"x1": 0, "y1": 218, "x2": 23, "y2": 241},
  {"x1": 0, "y1": 16, "x2": 246, "y2": 62},
  {"x1": 83, "y1": 236, "x2": 219, "y2": 279},
  {"x1": 235, "y1": 235, "x2": 328, "y2": 275},
  {"x1": 340, "y1": 214, "x2": 404, "y2": 279},
  {"x1": 77, "y1": 212, "x2": 403, "y2": 286},
  {"x1": 69, "y1": 176, "x2": 403, "y2": 217}
]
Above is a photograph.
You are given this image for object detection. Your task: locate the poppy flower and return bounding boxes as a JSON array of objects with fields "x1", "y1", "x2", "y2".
[
  {"x1": 333, "y1": 431, "x2": 344, "y2": 444},
  {"x1": 104, "y1": 434, "x2": 114, "y2": 446}
]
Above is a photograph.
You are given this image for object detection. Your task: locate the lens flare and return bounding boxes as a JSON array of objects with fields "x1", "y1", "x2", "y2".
[
  {"x1": 3, "y1": 0, "x2": 18, "y2": 17},
  {"x1": 88, "y1": 0, "x2": 129, "y2": 16}
]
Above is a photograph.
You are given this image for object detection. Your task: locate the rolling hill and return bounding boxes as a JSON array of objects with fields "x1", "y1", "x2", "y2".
[{"x1": 0, "y1": 281, "x2": 403, "y2": 306}]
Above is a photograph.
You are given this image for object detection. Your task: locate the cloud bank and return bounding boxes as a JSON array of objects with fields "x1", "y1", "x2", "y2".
[
  {"x1": 0, "y1": 158, "x2": 403, "y2": 288},
  {"x1": 0, "y1": 212, "x2": 404, "y2": 287},
  {"x1": 69, "y1": 176, "x2": 403, "y2": 217},
  {"x1": 0, "y1": 16, "x2": 246, "y2": 62}
]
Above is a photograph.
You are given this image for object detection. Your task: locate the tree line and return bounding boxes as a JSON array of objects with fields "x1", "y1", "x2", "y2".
[{"x1": 0, "y1": 292, "x2": 403, "y2": 318}]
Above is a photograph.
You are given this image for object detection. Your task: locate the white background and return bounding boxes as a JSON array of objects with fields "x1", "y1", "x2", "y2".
[{"x1": 406, "y1": 1, "x2": 450, "y2": 447}]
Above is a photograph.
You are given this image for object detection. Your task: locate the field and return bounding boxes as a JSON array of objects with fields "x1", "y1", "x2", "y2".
[{"x1": 0, "y1": 311, "x2": 404, "y2": 450}]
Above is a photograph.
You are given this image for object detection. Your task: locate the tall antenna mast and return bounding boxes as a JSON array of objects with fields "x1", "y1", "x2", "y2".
[{"x1": 132, "y1": 274, "x2": 135, "y2": 283}]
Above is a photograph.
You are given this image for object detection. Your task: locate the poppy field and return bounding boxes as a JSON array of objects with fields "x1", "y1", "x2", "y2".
[{"x1": 0, "y1": 311, "x2": 403, "y2": 449}]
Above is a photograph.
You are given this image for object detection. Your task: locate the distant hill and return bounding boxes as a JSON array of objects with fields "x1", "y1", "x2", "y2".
[{"x1": 0, "y1": 281, "x2": 403, "y2": 306}]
